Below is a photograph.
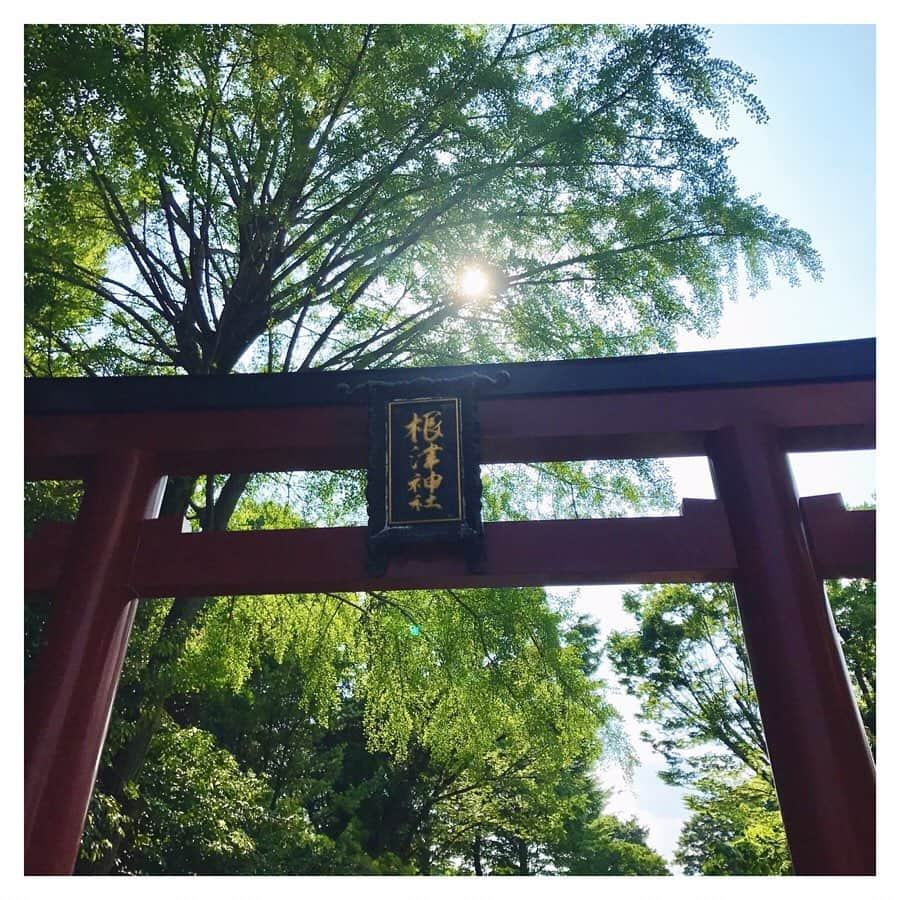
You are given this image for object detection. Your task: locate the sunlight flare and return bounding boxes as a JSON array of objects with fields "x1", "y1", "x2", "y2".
[{"x1": 456, "y1": 264, "x2": 491, "y2": 301}]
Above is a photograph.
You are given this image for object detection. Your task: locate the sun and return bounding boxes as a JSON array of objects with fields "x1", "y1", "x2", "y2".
[{"x1": 456, "y1": 265, "x2": 491, "y2": 301}]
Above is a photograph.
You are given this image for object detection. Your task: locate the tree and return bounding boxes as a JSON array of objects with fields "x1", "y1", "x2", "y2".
[
  {"x1": 563, "y1": 814, "x2": 671, "y2": 876},
  {"x1": 828, "y1": 579, "x2": 875, "y2": 754},
  {"x1": 606, "y1": 579, "x2": 875, "y2": 874},
  {"x1": 674, "y1": 775, "x2": 791, "y2": 876},
  {"x1": 25, "y1": 24, "x2": 822, "y2": 873},
  {"x1": 606, "y1": 583, "x2": 770, "y2": 788},
  {"x1": 463, "y1": 762, "x2": 670, "y2": 876},
  {"x1": 74, "y1": 517, "x2": 660, "y2": 874},
  {"x1": 26, "y1": 24, "x2": 819, "y2": 381}
]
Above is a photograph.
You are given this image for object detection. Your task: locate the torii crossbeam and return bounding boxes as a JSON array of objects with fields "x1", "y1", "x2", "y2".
[{"x1": 24, "y1": 338, "x2": 876, "y2": 875}]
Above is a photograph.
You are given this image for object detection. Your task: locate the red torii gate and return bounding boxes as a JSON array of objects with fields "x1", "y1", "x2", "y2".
[{"x1": 24, "y1": 338, "x2": 876, "y2": 876}]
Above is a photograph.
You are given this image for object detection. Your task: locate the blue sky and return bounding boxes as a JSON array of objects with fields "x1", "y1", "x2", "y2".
[
  {"x1": 679, "y1": 24, "x2": 875, "y2": 352},
  {"x1": 568, "y1": 23, "x2": 877, "y2": 868},
  {"x1": 674, "y1": 24, "x2": 876, "y2": 536}
]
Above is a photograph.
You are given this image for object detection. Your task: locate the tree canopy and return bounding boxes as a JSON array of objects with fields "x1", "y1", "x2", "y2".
[{"x1": 26, "y1": 23, "x2": 819, "y2": 379}]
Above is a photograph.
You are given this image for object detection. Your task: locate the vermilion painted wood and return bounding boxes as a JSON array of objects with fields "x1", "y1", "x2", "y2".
[
  {"x1": 24, "y1": 452, "x2": 165, "y2": 876},
  {"x1": 24, "y1": 520, "x2": 70, "y2": 595},
  {"x1": 25, "y1": 380, "x2": 874, "y2": 481},
  {"x1": 25, "y1": 495, "x2": 875, "y2": 596},
  {"x1": 799, "y1": 494, "x2": 876, "y2": 580},
  {"x1": 22, "y1": 341, "x2": 877, "y2": 876},
  {"x1": 129, "y1": 499, "x2": 737, "y2": 596},
  {"x1": 708, "y1": 425, "x2": 876, "y2": 875}
]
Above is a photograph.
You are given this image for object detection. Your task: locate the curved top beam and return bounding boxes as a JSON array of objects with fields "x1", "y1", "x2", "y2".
[{"x1": 25, "y1": 337, "x2": 875, "y2": 414}]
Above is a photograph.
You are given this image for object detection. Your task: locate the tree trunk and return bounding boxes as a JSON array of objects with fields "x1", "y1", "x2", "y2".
[
  {"x1": 517, "y1": 838, "x2": 529, "y2": 875},
  {"x1": 416, "y1": 843, "x2": 432, "y2": 875}
]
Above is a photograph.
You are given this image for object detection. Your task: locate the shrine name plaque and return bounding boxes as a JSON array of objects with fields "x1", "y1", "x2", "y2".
[
  {"x1": 366, "y1": 379, "x2": 484, "y2": 573},
  {"x1": 387, "y1": 397, "x2": 462, "y2": 525}
]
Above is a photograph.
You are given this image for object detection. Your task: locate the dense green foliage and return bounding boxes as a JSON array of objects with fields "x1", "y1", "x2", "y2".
[
  {"x1": 606, "y1": 579, "x2": 875, "y2": 875},
  {"x1": 674, "y1": 775, "x2": 791, "y2": 876},
  {"x1": 25, "y1": 23, "x2": 825, "y2": 874},
  {"x1": 26, "y1": 23, "x2": 819, "y2": 378},
  {"x1": 829, "y1": 578, "x2": 876, "y2": 753},
  {"x1": 71, "y1": 502, "x2": 668, "y2": 874},
  {"x1": 607, "y1": 583, "x2": 769, "y2": 788}
]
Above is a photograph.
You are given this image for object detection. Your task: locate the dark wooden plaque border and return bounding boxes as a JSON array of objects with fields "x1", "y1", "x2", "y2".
[{"x1": 366, "y1": 376, "x2": 486, "y2": 574}]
